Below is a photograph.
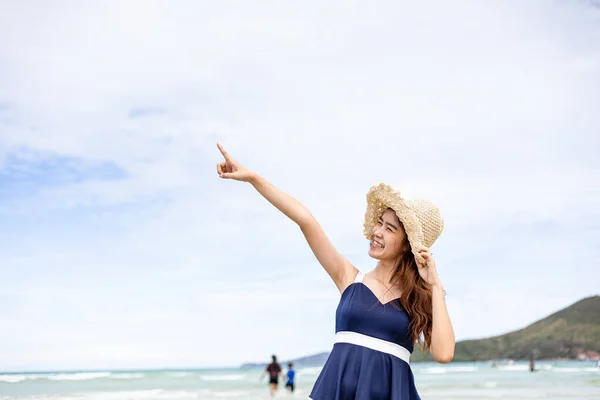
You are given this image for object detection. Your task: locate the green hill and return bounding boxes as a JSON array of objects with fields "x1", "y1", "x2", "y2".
[{"x1": 411, "y1": 295, "x2": 600, "y2": 361}]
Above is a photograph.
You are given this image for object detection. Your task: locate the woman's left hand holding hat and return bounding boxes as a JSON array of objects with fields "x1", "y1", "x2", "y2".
[{"x1": 416, "y1": 248, "x2": 441, "y2": 288}]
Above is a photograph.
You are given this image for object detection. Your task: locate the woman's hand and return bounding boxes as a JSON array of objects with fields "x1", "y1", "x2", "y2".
[
  {"x1": 416, "y1": 248, "x2": 441, "y2": 288},
  {"x1": 216, "y1": 143, "x2": 256, "y2": 182}
]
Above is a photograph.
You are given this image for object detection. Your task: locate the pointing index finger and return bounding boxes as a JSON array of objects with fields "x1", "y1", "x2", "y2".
[{"x1": 217, "y1": 143, "x2": 233, "y2": 162}]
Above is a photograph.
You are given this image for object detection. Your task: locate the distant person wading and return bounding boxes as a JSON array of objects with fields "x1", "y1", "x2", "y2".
[{"x1": 260, "y1": 355, "x2": 282, "y2": 397}]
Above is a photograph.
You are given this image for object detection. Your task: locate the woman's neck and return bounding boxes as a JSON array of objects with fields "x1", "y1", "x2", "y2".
[{"x1": 373, "y1": 259, "x2": 398, "y2": 285}]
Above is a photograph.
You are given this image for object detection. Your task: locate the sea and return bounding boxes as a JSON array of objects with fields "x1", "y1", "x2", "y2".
[{"x1": 1, "y1": 360, "x2": 599, "y2": 400}]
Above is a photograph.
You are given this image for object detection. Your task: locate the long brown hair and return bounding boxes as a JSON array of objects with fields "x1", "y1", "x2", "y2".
[{"x1": 390, "y1": 228, "x2": 433, "y2": 352}]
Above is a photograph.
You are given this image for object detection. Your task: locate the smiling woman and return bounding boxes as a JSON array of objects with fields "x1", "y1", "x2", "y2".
[{"x1": 216, "y1": 143, "x2": 455, "y2": 400}]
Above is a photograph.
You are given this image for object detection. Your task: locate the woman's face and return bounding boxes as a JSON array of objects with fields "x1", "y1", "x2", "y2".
[{"x1": 368, "y1": 209, "x2": 406, "y2": 261}]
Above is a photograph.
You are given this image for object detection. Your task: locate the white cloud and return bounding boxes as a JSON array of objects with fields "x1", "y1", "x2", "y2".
[{"x1": 0, "y1": 0, "x2": 599, "y2": 370}]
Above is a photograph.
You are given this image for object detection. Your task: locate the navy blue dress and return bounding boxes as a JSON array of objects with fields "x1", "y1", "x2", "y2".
[{"x1": 309, "y1": 272, "x2": 421, "y2": 400}]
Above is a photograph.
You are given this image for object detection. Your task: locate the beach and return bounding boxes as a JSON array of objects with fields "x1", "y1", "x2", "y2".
[{"x1": 1, "y1": 360, "x2": 599, "y2": 400}]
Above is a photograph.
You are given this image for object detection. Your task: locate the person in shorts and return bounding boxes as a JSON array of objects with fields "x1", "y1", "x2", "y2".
[
  {"x1": 285, "y1": 362, "x2": 295, "y2": 393},
  {"x1": 260, "y1": 354, "x2": 282, "y2": 397}
]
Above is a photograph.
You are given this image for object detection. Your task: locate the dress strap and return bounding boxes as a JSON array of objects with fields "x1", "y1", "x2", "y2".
[{"x1": 354, "y1": 271, "x2": 365, "y2": 283}]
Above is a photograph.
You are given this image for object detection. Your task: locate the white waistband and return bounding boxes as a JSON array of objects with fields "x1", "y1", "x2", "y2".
[{"x1": 334, "y1": 331, "x2": 411, "y2": 364}]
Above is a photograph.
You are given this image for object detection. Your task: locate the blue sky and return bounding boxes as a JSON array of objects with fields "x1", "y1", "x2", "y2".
[{"x1": 1, "y1": 0, "x2": 599, "y2": 371}]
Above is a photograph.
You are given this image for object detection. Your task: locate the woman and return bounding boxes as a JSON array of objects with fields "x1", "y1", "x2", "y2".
[{"x1": 216, "y1": 143, "x2": 455, "y2": 399}]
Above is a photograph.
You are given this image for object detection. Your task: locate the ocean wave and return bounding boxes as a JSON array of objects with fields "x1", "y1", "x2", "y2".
[
  {"x1": 81, "y1": 389, "x2": 165, "y2": 400},
  {"x1": 0, "y1": 374, "x2": 35, "y2": 383},
  {"x1": 552, "y1": 367, "x2": 600, "y2": 373},
  {"x1": 297, "y1": 367, "x2": 323, "y2": 376},
  {"x1": 419, "y1": 367, "x2": 448, "y2": 374},
  {"x1": 495, "y1": 365, "x2": 529, "y2": 372},
  {"x1": 80, "y1": 390, "x2": 245, "y2": 400},
  {"x1": 199, "y1": 374, "x2": 247, "y2": 381},
  {"x1": 0, "y1": 372, "x2": 145, "y2": 383},
  {"x1": 0, "y1": 390, "x2": 169, "y2": 400},
  {"x1": 419, "y1": 366, "x2": 478, "y2": 374},
  {"x1": 0, "y1": 390, "x2": 252, "y2": 400},
  {"x1": 109, "y1": 373, "x2": 145, "y2": 380},
  {"x1": 47, "y1": 372, "x2": 112, "y2": 381}
]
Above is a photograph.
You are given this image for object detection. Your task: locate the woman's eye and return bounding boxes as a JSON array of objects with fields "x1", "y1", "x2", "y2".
[{"x1": 387, "y1": 228, "x2": 393, "y2": 232}]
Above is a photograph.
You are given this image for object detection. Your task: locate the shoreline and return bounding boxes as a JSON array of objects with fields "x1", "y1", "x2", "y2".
[{"x1": 2, "y1": 358, "x2": 599, "y2": 375}]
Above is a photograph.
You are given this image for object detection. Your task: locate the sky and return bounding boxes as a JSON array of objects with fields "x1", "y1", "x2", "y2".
[{"x1": 0, "y1": 0, "x2": 599, "y2": 372}]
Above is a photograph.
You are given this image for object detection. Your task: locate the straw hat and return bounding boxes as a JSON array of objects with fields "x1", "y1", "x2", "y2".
[{"x1": 363, "y1": 183, "x2": 444, "y2": 265}]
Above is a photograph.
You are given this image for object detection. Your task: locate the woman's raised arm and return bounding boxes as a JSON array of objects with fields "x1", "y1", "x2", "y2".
[{"x1": 217, "y1": 143, "x2": 357, "y2": 291}]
